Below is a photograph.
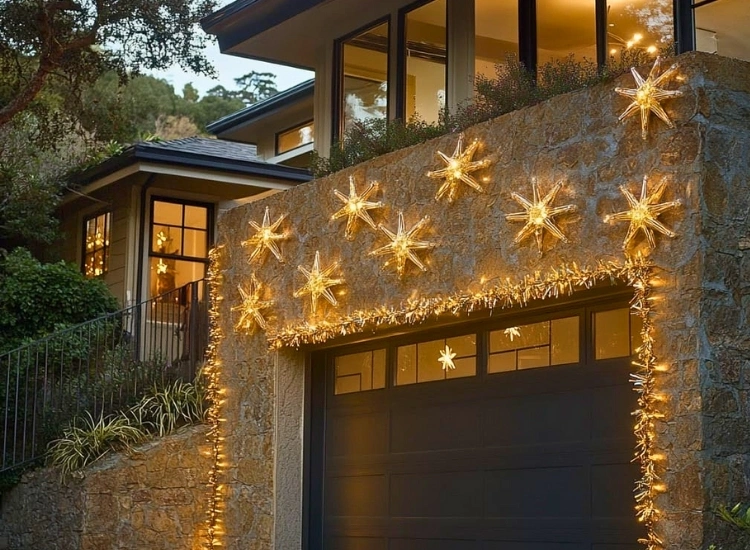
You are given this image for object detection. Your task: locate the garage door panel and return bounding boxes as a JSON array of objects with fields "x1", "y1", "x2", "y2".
[
  {"x1": 592, "y1": 463, "x2": 642, "y2": 517},
  {"x1": 327, "y1": 411, "x2": 389, "y2": 458},
  {"x1": 591, "y1": 383, "x2": 637, "y2": 439},
  {"x1": 390, "y1": 401, "x2": 481, "y2": 453},
  {"x1": 479, "y1": 542, "x2": 586, "y2": 550},
  {"x1": 326, "y1": 474, "x2": 388, "y2": 517},
  {"x1": 388, "y1": 537, "x2": 476, "y2": 550},
  {"x1": 325, "y1": 537, "x2": 388, "y2": 550},
  {"x1": 390, "y1": 470, "x2": 483, "y2": 517}
]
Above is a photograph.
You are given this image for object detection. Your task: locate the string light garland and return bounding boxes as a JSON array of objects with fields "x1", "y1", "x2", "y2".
[
  {"x1": 331, "y1": 175, "x2": 383, "y2": 239},
  {"x1": 371, "y1": 211, "x2": 435, "y2": 277},
  {"x1": 232, "y1": 274, "x2": 273, "y2": 332},
  {"x1": 505, "y1": 179, "x2": 577, "y2": 254},
  {"x1": 615, "y1": 56, "x2": 683, "y2": 140},
  {"x1": 604, "y1": 175, "x2": 680, "y2": 250},
  {"x1": 242, "y1": 206, "x2": 287, "y2": 263},
  {"x1": 426, "y1": 133, "x2": 491, "y2": 203},
  {"x1": 294, "y1": 250, "x2": 345, "y2": 314}
]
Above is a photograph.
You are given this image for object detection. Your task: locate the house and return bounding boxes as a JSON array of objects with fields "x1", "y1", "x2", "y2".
[{"x1": 196, "y1": 2, "x2": 750, "y2": 550}]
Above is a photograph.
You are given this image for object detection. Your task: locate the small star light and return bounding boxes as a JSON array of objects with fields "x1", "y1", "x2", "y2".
[
  {"x1": 155, "y1": 230, "x2": 171, "y2": 249},
  {"x1": 615, "y1": 56, "x2": 683, "y2": 140},
  {"x1": 426, "y1": 133, "x2": 491, "y2": 202},
  {"x1": 438, "y1": 345, "x2": 457, "y2": 371},
  {"x1": 604, "y1": 175, "x2": 681, "y2": 250},
  {"x1": 242, "y1": 206, "x2": 287, "y2": 263},
  {"x1": 505, "y1": 179, "x2": 577, "y2": 254},
  {"x1": 371, "y1": 211, "x2": 435, "y2": 277},
  {"x1": 293, "y1": 251, "x2": 345, "y2": 314},
  {"x1": 232, "y1": 275, "x2": 273, "y2": 332},
  {"x1": 156, "y1": 259, "x2": 169, "y2": 274},
  {"x1": 331, "y1": 175, "x2": 383, "y2": 239}
]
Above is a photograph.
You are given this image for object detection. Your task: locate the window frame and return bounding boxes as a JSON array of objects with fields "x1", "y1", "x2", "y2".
[
  {"x1": 149, "y1": 196, "x2": 213, "y2": 264},
  {"x1": 81, "y1": 210, "x2": 112, "y2": 278},
  {"x1": 275, "y1": 119, "x2": 315, "y2": 156}
]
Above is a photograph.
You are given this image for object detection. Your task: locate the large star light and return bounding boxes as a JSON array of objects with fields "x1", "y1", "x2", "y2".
[
  {"x1": 242, "y1": 206, "x2": 287, "y2": 263},
  {"x1": 371, "y1": 211, "x2": 435, "y2": 277},
  {"x1": 438, "y1": 345, "x2": 457, "y2": 371},
  {"x1": 294, "y1": 251, "x2": 344, "y2": 314},
  {"x1": 505, "y1": 179, "x2": 577, "y2": 254},
  {"x1": 427, "y1": 133, "x2": 490, "y2": 202},
  {"x1": 232, "y1": 275, "x2": 273, "y2": 332},
  {"x1": 604, "y1": 175, "x2": 680, "y2": 250},
  {"x1": 331, "y1": 176, "x2": 383, "y2": 239},
  {"x1": 615, "y1": 57, "x2": 683, "y2": 140}
]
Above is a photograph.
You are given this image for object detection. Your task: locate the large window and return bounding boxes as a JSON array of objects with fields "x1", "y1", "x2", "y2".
[
  {"x1": 276, "y1": 121, "x2": 314, "y2": 155},
  {"x1": 83, "y1": 212, "x2": 111, "y2": 278},
  {"x1": 693, "y1": 0, "x2": 750, "y2": 61},
  {"x1": 607, "y1": 0, "x2": 672, "y2": 62},
  {"x1": 537, "y1": 0, "x2": 597, "y2": 64},
  {"x1": 149, "y1": 199, "x2": 211, "y2": 299},
  {"x1": 475, "y1": 0, "x2": 519, "y2": 80}
]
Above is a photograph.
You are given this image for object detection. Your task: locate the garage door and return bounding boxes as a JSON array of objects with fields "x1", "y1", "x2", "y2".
[{"x1": 307, "y1": 296, "x2": 646, "y2": 550}]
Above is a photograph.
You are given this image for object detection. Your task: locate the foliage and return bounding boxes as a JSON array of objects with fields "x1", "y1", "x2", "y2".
[
  {"x1": 709, "y1": 502, "x2": 750, "y2": 549},
  {"x1": 206, "y1": 70, "x2": 279, "y2": 106},
  {"x1": 133, "y1": 379, "x2": 208, "y2": 437},
  {"x1": 312, "y1": 49, "x2": 673, "y2": 178},
  {"x1": 0, "y1": 248, "x2": 119, "y2": 352}
]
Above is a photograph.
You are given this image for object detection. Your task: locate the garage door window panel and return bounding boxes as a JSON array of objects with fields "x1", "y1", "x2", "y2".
[
  {"x1": 396, "y1": 334, "x2": 476, "y2": 386},
  {"x1": 594, "y1": 307, "x2": 643, "y2": 360},
  {"x1": 334, "y1": 348, "x2": 386, "y2": 395}
]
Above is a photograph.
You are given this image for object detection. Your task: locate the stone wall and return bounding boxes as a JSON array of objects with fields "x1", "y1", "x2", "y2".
[
  {"x1": 211, "y1": 52, "x2": 750, "y2": 550},
  {"x1": 0, "y1": 425, "x2": 211, "y2": 550}
]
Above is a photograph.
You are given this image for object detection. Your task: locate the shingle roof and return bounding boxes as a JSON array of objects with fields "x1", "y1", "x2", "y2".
[{"x1": 135, "y1": 136, "x2": 259, "y2": 162}]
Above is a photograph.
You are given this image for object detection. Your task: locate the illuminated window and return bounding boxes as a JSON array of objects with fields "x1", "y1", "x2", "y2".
[
  {"x1": 693, "y1": 0, "x2": 750, "y2": 62},
  {"x1": 83, "y1": 212, "x2": 111, "y2": 278},
  {"x1": 150, "y1": 199, "x2": 210, "y2": 299},
  {"x1": 276, "y1": 121, "x2": 315, "y2": 155},
  {"x1": 396, "y1": 334, "x2": 476, "y2": 386},
  {"x1": 338, "y1": 20, "x2": 389, "y2": 136},
  {"x1": 475, "y1": 0, "x2": 519, "y2": 80},
  {"x1": 537, "y1": 0, "x2": 597, "y2": 64},
  {"x1": 606, "y1": 0, "x2": 672, "y2": 62},
  {"x1": 334, "y1": 349, "x2": 387, "y2": 395},
  {"x1": 594, "y1": 307, "x2": 643, "y2": 360}
]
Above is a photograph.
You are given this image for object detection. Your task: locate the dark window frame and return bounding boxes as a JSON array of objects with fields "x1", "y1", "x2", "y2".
[
  {"x1": 275, "y1": 119, "x2": 316, "y2": 156},
  {"x1": 149, "y1": 196, "x2": 213, "y2": 265},
  {"x1": 81, "y1": 210, "x2": 112, "y2": 278}
]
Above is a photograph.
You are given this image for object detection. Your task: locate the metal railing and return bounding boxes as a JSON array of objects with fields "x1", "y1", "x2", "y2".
[{"x1": 1, "y1": 279, "x2": 208, "y2": 473}]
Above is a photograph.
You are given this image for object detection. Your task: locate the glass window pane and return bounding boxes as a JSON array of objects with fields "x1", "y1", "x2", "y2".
[
  {"x1": 518, "y1": 346, "x2": 551, "y2": 370},
  {"x1": 475, "y1": 0, "x2": 519, "y2": 79},
  {"x1": 278, "y1": 122, "x2": 315, "y2": 154},
  {"x1": 488, "y1": 351, "x2": 516, "y2": 374},
  {"x1": 607, "y1": 0, "x2": 672, "y2": 62},
  {"x1": 446, "y1": 356, "x2": 476, "y2": 379},
  {"x1": 341, "y1": 21, "x2": 389, "y2": 134},
  {"x1": 184, "y1": 205, "x2": 208, "y2": 229},
  {"x1": 490, "y1": 321, "x2": 549, "y2": 353},
  {"x1": 417, "y1": 339, "x2": 446, "y2": 382},
  {"x1": 373, "y1": 349, "x2": 386, "y2": 390},
  {"x1": 397, "y1": 344, "x2": 417, "y2": 386},
  {"x1": 153, "y1": 201, "x2": 183, "y2": 226},
  {"x1": 551, "y1": 316, "x2": 579, "y2": 365},
  {"x1": 152, "y1": 226, "x2": 182, "y2": 255},
  {"x1": 537, "y1": 0, "x2": 596, "y2": 64},
  {"x1": 446, "y1": 334, "x2": 476, "y2": 357},
  {"x1": 150, "y1": 258, "x2": 205, "y2": 299},
  {"x1": 595, "y1": 308, "x2": 631, "y2": 360},
  {"x1": 183, "y1": 229, "x2": 208, "y2": 259},
  {"x1": 84, "y1": 212, "x2": 111, "y2": 278},
  {"x1": 336, "y1": 351, "x2": 372, "y2": 394},
  {"x1": 694, "y1": 0, "x2": 750, "y2": 62},
  {"x1": 405, "y1": 0, "x2": 446, "y2": 124}
]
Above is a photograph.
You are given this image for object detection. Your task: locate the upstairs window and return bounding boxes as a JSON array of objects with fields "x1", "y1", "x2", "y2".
[
  {"x1": 83, "y1": 212, "x2": 111, "y2": 278},
  {"x1": 693, "y1": 0, "x2": 750, "y2": 61},
  {"x1": 276, "y1": 121, "x2": 315, "y2": 155},
  {"x1": 475, "y1": 0, "x2": 519, "y2": 80}
]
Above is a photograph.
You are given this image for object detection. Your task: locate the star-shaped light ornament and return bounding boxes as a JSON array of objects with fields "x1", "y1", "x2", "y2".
[
  {"x1": 371, "y1": 211, "x2": 435, "y2": 277},
  {"x1": 231, "y1": 275, "x2": 273, "y2": 332},
  {"x1": 505, "y1": 179, "x2": 577, "y2": 254},
  {"x1": 293, "y1": 251, "x2": 345, "y2": 314},
  {"x1": 427, "y1": 133, "x2": 491, "y2": 203},
  {"x1": 615, "y1": 56, "x2": 683, "y2": 140},
  {"x1": 604, "y1": 175, "x2": 681, "y2": 251},
  {"x1": 438, "y1": 345, "x2": 457, "y2": 371},
  {"x1": 331, "y1": 176, "x2": 383, "y2": 239},
  {"x1": 155, "y1": 259, "x2": 170, "y2": 274},
  {"x1": 241, "y1": 206, "x2": 287, "y2": 264}
]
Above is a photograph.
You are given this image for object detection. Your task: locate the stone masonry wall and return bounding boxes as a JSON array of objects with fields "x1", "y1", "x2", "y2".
[
  {"x1": 211, "y1": 52, "x2": 750, "y2": 550},
  {"x1": 0, "y1": 425, "x2": 211, "y2": 550}
]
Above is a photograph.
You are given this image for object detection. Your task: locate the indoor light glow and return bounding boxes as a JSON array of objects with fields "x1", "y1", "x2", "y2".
[
  {"x1": 242, "y1": 206, "x2": 287, "y2": 263},
  {"x1": 370, "y1": 211, "x2": 435, "y2": 277},
  {"x1": 331, "y1": 175, "x2": 383, "y2": 239},
  {"x1": 294, "y1": 251, "x2": 345, "y2": 314},
  {"x1": 427, "y1": 133, "x2": 491, "y2": 203}
]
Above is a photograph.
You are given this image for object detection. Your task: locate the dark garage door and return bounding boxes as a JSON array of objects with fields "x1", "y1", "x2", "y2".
[{"x1": 307, "y1": 297, "x2": 646, "y2": 550}]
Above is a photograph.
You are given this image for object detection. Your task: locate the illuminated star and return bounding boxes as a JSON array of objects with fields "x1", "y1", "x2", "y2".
[
  {"x1": 231, "y1": 275, "x2": 273, "y2": 332},
  {"x1": 156, "y1": 230, "x2": 172, "y2": 249},
  {"x1": 604, "y1": 175, "x2": 681, "y2": 250},
  {"x1": 155, "y1": 259, "x2": 169, "y2": 274},
  {"x1": 615, "y1": 56, "x2": 683, "y2": 140},
  {"x1": 371, "y1": 211, "x2": 435, "y2": 277},
  {"x1": 331, "y1": 175, "x2": 383, "y2": 239},
  {"x1": 241, "y1": 206, "x2": 287, "y2": 263},
  {"x1": 505, "y1": 179, "x2": 577, "y2": 254},
  {"x1": 504, "y1": 326, "x2": 521, "y2": 341},
  {"x1": 293, "y1": 251, "x2": 344, "y2": 314},
  {"x1": 438, "y1": 345, "x2": 457, "y2": 371},
  {"x1": 427, "y1": 133, "x2": 491, "y2": 202}
]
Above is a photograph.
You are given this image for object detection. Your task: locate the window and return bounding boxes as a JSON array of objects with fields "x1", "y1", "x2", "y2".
[
  {"x1": 338, "y1": 20, "x2": 389, "y2": 136},
  {"x1": 537, "y1": 0, "x2": 597, "y2": 64},
  {"x1": 594, "y1": 307, "x2": 643, "y2": 360},
  {"x1": 149, "y1": 199, "x2": 211, "y2": 299},
  {"x1": 276, "y1": 121, "x2": 315, "y2": 155},
  {"x1": 83, "y1": 212, "x2": 111, "y2": 278},
  {"x1": 693, "y1": 0, "x2": 750, "y2": 61},
  {"x1": 334, "y1": 349, "x2": 387, "y2": 395},
  {"x1": 475, "y1": 0, "x2": 519, "y2": 80},
  {"x1": 403, "y1": 0, "x2": 447, "y2": 124},
  {"x1": 396, "y1": 334, "x2": 476, "y2": 385},
  {"x1": 606, "y1": 0, "x2": 672, "y2": 62}
]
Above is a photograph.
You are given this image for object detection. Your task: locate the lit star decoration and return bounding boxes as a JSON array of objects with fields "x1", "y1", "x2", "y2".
[
  {"x1": 155, "y1": 230, "x2": 171, "y2": 248},
  {"x1": 371, "y1": 211, "x2": 435, "y2": 277},
  {"x1": 438, "y1": 345, "x2": 457, "y2": 370},
  {"x1": 231, "y1": 275, "x2": 273, "y2": 332},
  {"x1": 615, "y1": 56, "x2": 683, "y2": 140},
  {"x1": 293, "y1": 251, "x2": 345, "y2": 314},
  {"x1": 241, "y1": 206, "x2": 287, "y2": 263},
  {"x1": 331, "y1": 175, "x2": 383, "y2": 239},
  {"x1": 426, "y1": 133, "x2": 491, "y2": 202},
  {"x1": 505, "y1": 179, "x2": 577, "y2": 254},
  {"x1": 156, "y1": 259, "x2": 169, "y2": 274},
  {"x1": 604, "y1": 175, "x2": 680, "y2": 250}
]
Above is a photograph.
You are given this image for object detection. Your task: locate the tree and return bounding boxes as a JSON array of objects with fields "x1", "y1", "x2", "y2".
[
  {"x1": 0, "y1": 0, "x2": 218, "y2": 142},
  {"x1": 234, "y1": 71, "x2": 279, "y2": 104}
]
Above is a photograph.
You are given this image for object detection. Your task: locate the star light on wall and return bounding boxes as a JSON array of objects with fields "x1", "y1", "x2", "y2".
[
  {"x1": 438, "y1": 345, "x2": 457, "y2": 370},
  {"x1": 604, "y1": 175, "x2": 680, "y2": 250},
  {"x1": 293, "y1": 251, "x2": 345, "y2": 314},
  {"x1": 615, "y1": 56, "x2": 683, "y2": 140},
  {"x1": 231, "y1": 275, "x2": 273, "y2": 332},
  {"x1": 426, "y1": 133, "x2": 491, "y2": 202},
  {"x1": 505, "y1": 179, "x2": 577, "y2": 254},
  {"x1": 241, "y1": 206, "x2": 287, "y2": 263},
  {"x1": 331, "y1": 175, "x2": 383, "y2": 239},
  {"x1": 371, "y1": 211, "x2": 435, "y2": 277}
]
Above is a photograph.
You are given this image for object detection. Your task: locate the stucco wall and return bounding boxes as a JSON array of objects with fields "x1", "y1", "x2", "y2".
[{"x1": 209, "y1": 52, "x2": 750, "y2": 550}]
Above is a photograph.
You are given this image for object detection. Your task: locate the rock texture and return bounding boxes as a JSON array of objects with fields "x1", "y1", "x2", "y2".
[{"x1": 0, "y1": 425, "x2": 211, "y2": 550}]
